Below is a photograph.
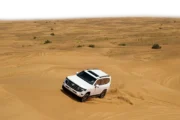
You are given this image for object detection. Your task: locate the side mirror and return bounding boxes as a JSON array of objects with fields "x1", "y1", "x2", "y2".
[{"x1": 95, "y1": 84, "x2": 99, "y2": 88}]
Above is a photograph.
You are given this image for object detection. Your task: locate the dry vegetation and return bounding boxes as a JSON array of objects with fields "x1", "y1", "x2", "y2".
[{"x1": 0, "y1": 17, "x2": 180, "y2": 120}]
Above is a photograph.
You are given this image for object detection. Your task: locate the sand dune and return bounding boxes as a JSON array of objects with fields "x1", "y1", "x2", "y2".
[{"x1": 0, "y1": 17, "x2": 180, "y2": 120}]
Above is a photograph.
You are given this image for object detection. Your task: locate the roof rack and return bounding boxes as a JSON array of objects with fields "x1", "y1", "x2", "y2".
[
  {"x1": 99, "y1": 75, "x2": 110, "y2": 78},
  {"x1": 87, "y1": 70, "x2": 99, "y2": 77}
]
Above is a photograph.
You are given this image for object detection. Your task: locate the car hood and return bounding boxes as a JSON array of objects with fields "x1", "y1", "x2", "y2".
[{"x1": 67, "y1": 75, "x2": 92, "y2": 89}]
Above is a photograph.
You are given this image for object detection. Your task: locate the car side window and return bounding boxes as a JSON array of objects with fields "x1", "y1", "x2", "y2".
[
  {"x1": 104, "y1": 78, "x2": 110, "y2": 84},
  {"x1": 95, "y1": 80, "x2": 101, "y2": 85},
  {"x1": 95, "y1": 78, "x2": 110, "y2": 86},
  {"x1": 100, "y1": 79, "x2": 105, "y2": 85}
]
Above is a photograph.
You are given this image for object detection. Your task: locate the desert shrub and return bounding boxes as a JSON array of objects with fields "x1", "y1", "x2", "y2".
[
  {"x1": 50, "y1": 33, "x2": 55, "y2": 36},
  {"x1": 77, "y1": 45, "x2": 84, "y2": 48},
  {"x1": 33, "y1": 36, "x2": 36, "y2": 39},
  {"x1": 152, "y1": 44, "x2": 161, "y2": 49},
  {"x1": 44, "y1": 40, "x2": 52, "y2": 44},
  {"x1": 51, "y1": 28, "x2": 53, "y2": 30},
  {"x1": 88, "y1": 44, "x2": 95, "y2": 48},
  {"x1": 118, "y1": 43, "x2": 126, "y2": 46}
]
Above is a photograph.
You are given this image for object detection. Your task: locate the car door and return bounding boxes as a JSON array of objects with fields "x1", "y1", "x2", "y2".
[
  {"x1": 93, "y1": 79, "x2": 102, "y2": 95},
  {"x1": 98, "y1": 78, "x2": 107, "y2": 93},
  {"x1": 93, "y1": 79, "x2": 105, "y2": 95}
]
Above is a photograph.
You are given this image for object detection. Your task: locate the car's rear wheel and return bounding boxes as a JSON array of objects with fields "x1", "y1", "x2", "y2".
[
  {"x1": 99, "y1": 90, "x2": 107, "y2": 98},
  {"x1": 80, "y1": 93, "x2": 90, "y2": 102}
]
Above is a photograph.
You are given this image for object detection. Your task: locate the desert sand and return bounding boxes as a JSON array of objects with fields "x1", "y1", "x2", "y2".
[{"x1": 0, "y1": 17, "x2": 180, "y2": 120}]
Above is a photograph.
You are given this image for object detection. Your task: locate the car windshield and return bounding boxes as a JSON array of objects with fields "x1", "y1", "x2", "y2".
[{"x1": 77, "y1": 71, "x2": 96, "y2": 85}]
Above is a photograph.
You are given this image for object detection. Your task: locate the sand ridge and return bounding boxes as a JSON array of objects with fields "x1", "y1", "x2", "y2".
[{"x1": 0, "y1": 17, "x2": 180, "y2": 120}]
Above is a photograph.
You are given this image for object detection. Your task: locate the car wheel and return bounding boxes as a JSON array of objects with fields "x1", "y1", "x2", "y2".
[
  {"x1": 80, "y1": 93, "x2": 90, "y2": 102},
  {"x1": 99, "y1": 90, "x2": 107, "y2": 98}
]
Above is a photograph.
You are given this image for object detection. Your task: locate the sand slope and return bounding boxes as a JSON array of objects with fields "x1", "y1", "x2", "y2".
[{"x1": 0, "y1": 17, "x2": 180, "y2": 120}]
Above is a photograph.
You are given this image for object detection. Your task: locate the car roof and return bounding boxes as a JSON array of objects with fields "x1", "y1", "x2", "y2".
[{"x1": 85, "y1": 69, "x2": 109, "y2": 78}]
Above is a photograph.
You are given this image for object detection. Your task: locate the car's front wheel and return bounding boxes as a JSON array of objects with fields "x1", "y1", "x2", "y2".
[{"x1": 80, "y1": 93, "x2": 90, "y2": 102}]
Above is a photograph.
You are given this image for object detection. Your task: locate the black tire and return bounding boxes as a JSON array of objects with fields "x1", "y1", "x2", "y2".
[
  {"x1": 80, "y1": 93, "x2": 90, "y2": 102},
  {"x1": 99, "y1": 90, "x2": 107, "y2": 98}
]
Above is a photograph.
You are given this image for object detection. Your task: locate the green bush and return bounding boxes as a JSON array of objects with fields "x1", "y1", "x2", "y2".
[
  {"x1": 44, "y1": 40, "x2": 52, "y2": 44},
  {"x1": 152, "y1": 44, "x2": 161, "y2": 49},
  {"x1": 88, "y1": 44, "x2": 95, "y2": 48},
  {"x1": 50, "y1": 33, "x2": 55, "y2": 36},
  {"x1": 118, "y1": 43, "x2": 126, "y2": 46},
  {"x1": 77, "y1": 45, "x2": 84, "y2": 48}
]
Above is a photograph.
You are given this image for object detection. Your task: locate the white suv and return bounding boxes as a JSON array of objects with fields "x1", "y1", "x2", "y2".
[{"x1": 62, "y1": 68, "x2": 111, "y2": 102}]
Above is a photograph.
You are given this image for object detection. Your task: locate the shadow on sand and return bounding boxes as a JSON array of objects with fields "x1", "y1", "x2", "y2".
[{"x1": 60, "y1": 88, "x2": 81, "y2": 102}]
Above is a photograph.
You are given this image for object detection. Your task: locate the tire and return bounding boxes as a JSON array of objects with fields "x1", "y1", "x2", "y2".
[
  {"x1": 99, "y1": 90, "x2": 107, "y2": 98},
  {"x1": 80, "y1": 93, "x2": 90, "y2": 102}
]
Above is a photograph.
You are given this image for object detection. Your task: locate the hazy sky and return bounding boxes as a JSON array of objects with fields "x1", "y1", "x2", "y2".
[{"x1": 32, "y1": 8, "x2": 180, "y2": 17}]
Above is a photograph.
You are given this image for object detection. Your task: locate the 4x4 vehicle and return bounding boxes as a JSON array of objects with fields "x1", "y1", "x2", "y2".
[{"x1": 62, "y1": 68, "x2": 111, "y2": 102}]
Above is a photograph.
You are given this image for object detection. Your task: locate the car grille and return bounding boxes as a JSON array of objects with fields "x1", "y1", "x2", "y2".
[{"x1": 66, "y1": 79, "x2": 80, "y2": 92}]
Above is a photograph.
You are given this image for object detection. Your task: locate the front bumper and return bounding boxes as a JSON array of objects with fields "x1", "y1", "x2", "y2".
[{"x1": 62, "y1": 82, "x2": 86, "y2": 98}]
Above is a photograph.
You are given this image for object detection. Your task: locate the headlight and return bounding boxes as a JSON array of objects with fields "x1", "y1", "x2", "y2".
[
  {"x1": 65, "y1": 78, "x2": 69, "y2": 83},
  {"x1": 81, "y1": 88, "x2": 86, "y2": 91},
  {"x1": 77, "y1": 87, "x2": 86, "y2": 92}
]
